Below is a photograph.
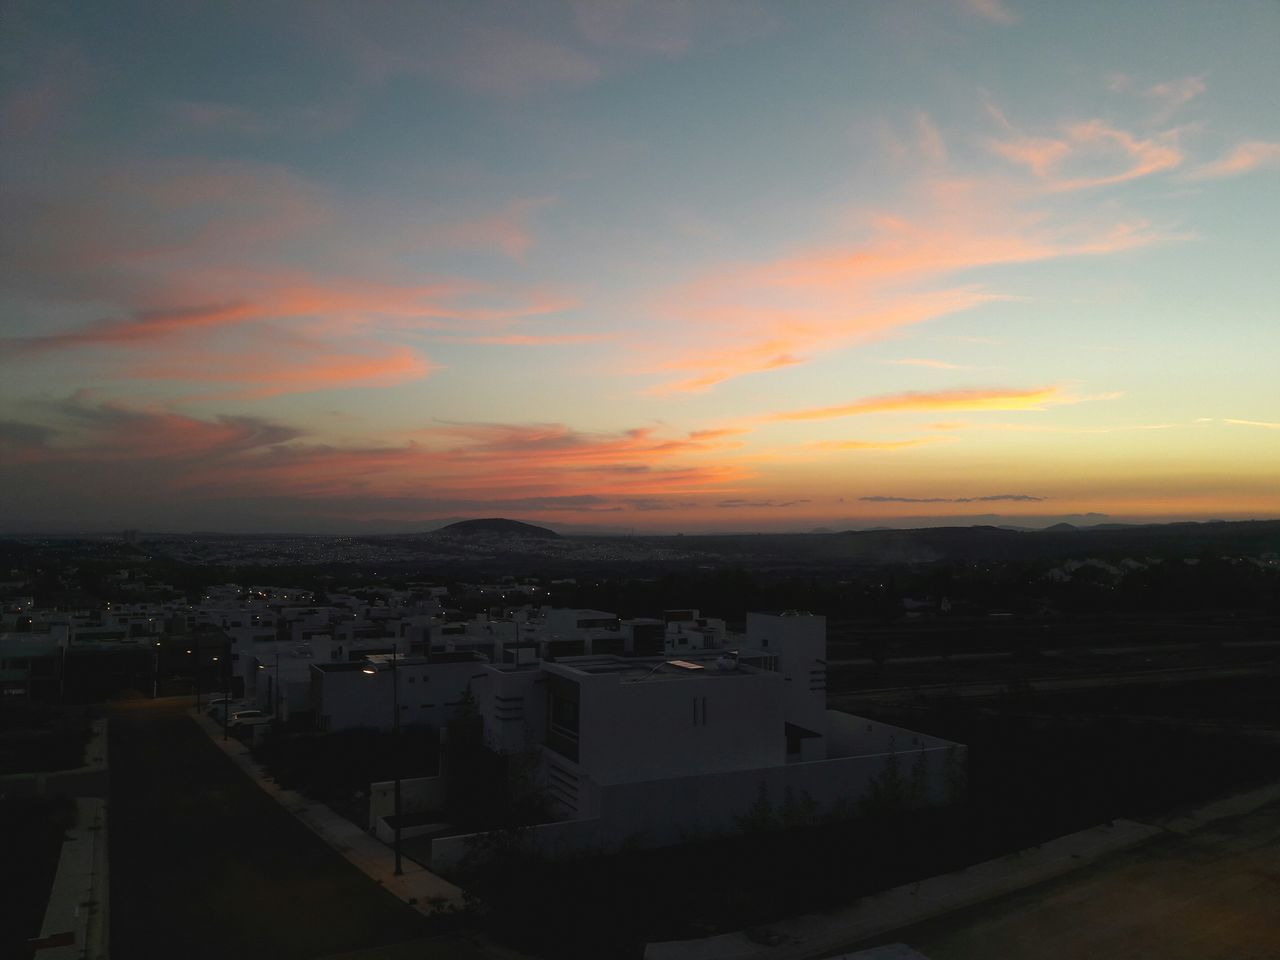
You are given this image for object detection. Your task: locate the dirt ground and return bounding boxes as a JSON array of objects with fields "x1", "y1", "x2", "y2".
[{"x1": 886, "y1": 800, "x2": 1280, "y2": 960}]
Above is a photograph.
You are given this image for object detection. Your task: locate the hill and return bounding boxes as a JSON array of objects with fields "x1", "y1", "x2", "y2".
[{"x1": 434, "y1": 518, "x2": 560, "y2": 539}]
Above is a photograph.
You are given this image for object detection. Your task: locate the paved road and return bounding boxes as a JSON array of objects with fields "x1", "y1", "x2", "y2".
[
  {"x1": 108, "y1": 698, "x2": 433, "y2": 960},
  {"x1": 877, "y1": 801, "x2": 1280, "y2": 960}
]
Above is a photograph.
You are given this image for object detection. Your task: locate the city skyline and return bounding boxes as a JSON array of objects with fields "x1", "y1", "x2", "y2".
[{"x1": 2, "y1": 0, "x2": 1278, "y2": 533}]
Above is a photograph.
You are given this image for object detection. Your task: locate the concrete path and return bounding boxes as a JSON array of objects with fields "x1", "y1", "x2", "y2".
[
  {"x1": 190, "y1": 709, "x2": 466, "y2": 914},
  {"x1": 29, "y1": 797, "x2": 109, "y2": 960},
  {"x1": 645, "y1": 783, "x2": 1280, "y2": 960}
]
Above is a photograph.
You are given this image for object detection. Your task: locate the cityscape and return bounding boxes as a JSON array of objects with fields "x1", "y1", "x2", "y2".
[{"x1": 3, "y1": 2, "x2": 1279, "y2": 959}]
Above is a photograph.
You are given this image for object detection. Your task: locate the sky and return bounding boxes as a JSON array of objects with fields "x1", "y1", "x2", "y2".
[{"x1": 1, "y1": 0, "x2": 1278, "y2": 535}]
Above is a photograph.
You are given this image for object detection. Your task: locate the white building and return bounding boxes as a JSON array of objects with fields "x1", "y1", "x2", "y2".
[{"x1": 428, "y1": 612, "x2": 966, "y2": 871}]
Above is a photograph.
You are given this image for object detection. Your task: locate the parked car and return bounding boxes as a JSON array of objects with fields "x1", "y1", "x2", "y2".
[
  {"x1": 205, "y1": 698, "x2": 248, "y2": 720},
  {"x1": 227, "y1": 709, "x2": 272, "y2": 728}
]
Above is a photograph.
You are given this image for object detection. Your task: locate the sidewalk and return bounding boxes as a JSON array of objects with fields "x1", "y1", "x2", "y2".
[
  {"x1": 190, "y1": 710, "x2": 465, "y2": 915},
  {"x1": 644, "y1": 781, "x2": 1280, "y2": 960},
  {"x1": 29, "y1": 797, "x2": 109, "y2": 960}
]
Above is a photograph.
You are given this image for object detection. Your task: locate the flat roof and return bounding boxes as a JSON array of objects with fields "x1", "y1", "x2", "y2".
[{"x1": 552, "y1": 654, "x2": 763, "y2": 682}]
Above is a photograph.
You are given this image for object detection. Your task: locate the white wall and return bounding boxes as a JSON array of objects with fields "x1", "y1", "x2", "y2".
[
  {"x1": 747, "y1": 612, "x2": 827, "y2": 737},
  {"x1": 567, "y1": 667, "x2": 786, "y2": 784},
  {"x1": 480, "y1": 666, "x2": 548, "y2": 754},
  {"x1": 431, "y1": 728, "x2": 966, "y2": 873},
  {"x1": 314, "y1": 659, "x2": 491, "y2": 731}
]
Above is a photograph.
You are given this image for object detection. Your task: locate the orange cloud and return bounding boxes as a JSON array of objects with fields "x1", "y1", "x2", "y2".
[
  {"x1": 772, "y1": 386, "x2": 1068, "y2": 422},
  {"x1": 1186, "y1": 141, "x2": 1280, "y2": 180},
  {"x1": 144, "y1": 344, "x2": 435, "y2": 398},
  {"x1": 8, "y1": 399, "x2": 755, "y2": 511},
  {"x1": 810, "y1": 438, "x2": 944, "y2": 451}
]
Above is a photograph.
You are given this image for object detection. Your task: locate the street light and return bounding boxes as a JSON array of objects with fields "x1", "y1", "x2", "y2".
[
  {"x1": 212, "y1": 650, "x2": 230, "y2": 741},
  {"x1": 257, "y1": 652, "x2": 281, "y2": 719},
  {"x1": 363, "y1": 648, "x2": 402, "y2": 875}
]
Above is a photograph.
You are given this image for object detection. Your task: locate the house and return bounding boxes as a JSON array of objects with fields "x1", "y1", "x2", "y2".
[{"x1": 428, "y1": 611, "x2": 966, "y2": 871}]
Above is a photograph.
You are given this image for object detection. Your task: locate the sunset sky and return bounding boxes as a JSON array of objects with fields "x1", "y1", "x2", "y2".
[{"x1": 2, "y1": 0, "x2": 1278, "y2": 534}]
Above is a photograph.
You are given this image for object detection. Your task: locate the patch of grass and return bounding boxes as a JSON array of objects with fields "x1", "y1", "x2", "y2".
[
  {"x1": 0, "y1": 708, "x2": 93, "y2": 775},
  {"x1": 252, "y1": 726, "x2": 441, "y2": 826}
]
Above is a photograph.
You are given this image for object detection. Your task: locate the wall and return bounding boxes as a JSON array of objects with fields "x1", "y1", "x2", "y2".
[
  {"x1": 480, "y1": 666, "x2": 547, "y2": 754},
  {"x1": 314, "y1": 659, "x2": 491, "y2": 732},
  {"x1": 430, "y1": 732, "x2": 965, "y2": 873},
  {"x1": 368, "y1": 774, "x2": 449, "y2": 828},
  {"x1": 572, "y1": 668, "x2": 786, "y2": 783},
  {"x1": 747, "y1": 612, "x2": 828, "y2": 736}
]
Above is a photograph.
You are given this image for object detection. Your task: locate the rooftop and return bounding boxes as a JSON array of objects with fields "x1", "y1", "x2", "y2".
[{"x1": 551, "y1": 654, "x2": 762, "y2": 682}]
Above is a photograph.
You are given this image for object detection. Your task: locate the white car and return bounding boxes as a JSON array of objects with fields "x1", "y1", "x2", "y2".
[
  {"x1": 227, "y1": 709, "x2": 272, "y2": 728},
  {"x1": 205, "y1": 698, "x2": 249, "y2": 720}
]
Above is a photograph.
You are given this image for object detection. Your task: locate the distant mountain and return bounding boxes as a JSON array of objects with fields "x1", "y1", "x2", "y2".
[
  {"x1": 434, "y1": 518, "x2": 560, "y2": 539},
  {"x1": 1045, "y1": 522, "x2": 1078, "y2": 531}
]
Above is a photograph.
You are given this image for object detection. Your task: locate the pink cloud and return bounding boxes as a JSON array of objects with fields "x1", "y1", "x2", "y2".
[
  {"x1": 959, "y1": 0, "x2": 1018, "y2": 26},
  {"x1": 644, "y1": 172, "x2": 1165, "y2": 393},
  {"x1": 1186, "y1": 141, "x2": 1280, "y2": 180},
  {"x1": 989, "y1": 119, "x2": 1183, "y2": 190},
  {"x1": 143, "y1": 344, "x2": 435, "y2": 398},
  {"x1": 413, "y1": 197, "x2": 553, "y2": 260}
]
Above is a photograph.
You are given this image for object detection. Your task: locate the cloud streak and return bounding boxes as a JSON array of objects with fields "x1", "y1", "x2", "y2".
[
  {"x1": 1185, "y1": 141, "x2": 1280, "y2": 180},
  {"x1": 860, "y1": 493, "x2": 1045, "y2": 503},
  {"x1": 772, "y1": 386, "x2": 1071, "y2": 422},
  {"x1": 646, "y1": 153, "x2": 1169, "y2": 393}
]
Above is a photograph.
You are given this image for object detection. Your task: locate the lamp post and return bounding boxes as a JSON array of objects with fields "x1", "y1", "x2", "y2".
[
  {"x1": 213, "y1": 645, "x2": 230, "y2": 741},
  {"x1": 257, "y1": 651, "x2": 282, "y2": 719},
  {"x1": 363, "y1": 647, "x2": 402, "y2": 875}
]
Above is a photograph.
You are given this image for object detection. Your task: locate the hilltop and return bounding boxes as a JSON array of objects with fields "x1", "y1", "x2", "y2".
[{"x1": 433, "y1": 518, "x2": 560, "y2": 539}]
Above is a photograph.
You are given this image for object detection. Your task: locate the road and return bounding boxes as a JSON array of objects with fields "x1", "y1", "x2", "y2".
[
  {"x1": 108, "y1": 698, "x2": 433, "y2": 960},
  {"x1": 870, "y1": 800, "x2": 1280, "y2": 960}
]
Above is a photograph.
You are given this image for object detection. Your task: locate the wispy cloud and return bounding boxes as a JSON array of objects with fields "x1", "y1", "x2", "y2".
[
  {"x1": 884, "y1": 357, "x2": 969, "y2": 369},
  {"x1": 646, "y1": 156, "x2": 1168, "y2": 393},
  {"x1": 1143, "y1": 75, "x2": 1206, "y2": 122},
  {"x1": 4, "y1": 400, "x2": 753, "y2": 516},
  {"x1": 0, "y1": 42, "x2": 91, "y2": 139},
  {"x1": 811, "y1": 438, "x2": 943, "y2": 451},
  {"x1": 989, "y1": 119, "x2": 1183, "y2": 191},
  {"x1": 1185, "y1": 141, "x2": 1280, "y2": 180},
  {"x1": 771, "y1": 386, "x2": 1072, "y2": 422},
  {"x1": 1220, "y1": 418, "x2": 1280, "y2": 430},
  {"x1": 436, "y1": 333, "x2": 606, "y2": 346},
  {"x1": 717, "y1": 498, "x2": 811, "y2": 509},
  {"x1": 959, "y1": 0, "x2": 1018, "y2": 26},
  {"x1": 861, "y1": 493, "x2": 1045, "y2": 503},
  {"x1": 142, "y1": 343, "x2": 435, "y2": 399}
]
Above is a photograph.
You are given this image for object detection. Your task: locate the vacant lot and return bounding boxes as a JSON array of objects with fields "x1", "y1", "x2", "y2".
[{"x1": 108, "y1": 699, "x2": 431, "y2": 960}]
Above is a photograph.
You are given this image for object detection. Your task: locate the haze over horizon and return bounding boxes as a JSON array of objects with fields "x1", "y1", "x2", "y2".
[{"x1": 2, "y1": 1, "x2": 1278, "y2": 535}]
